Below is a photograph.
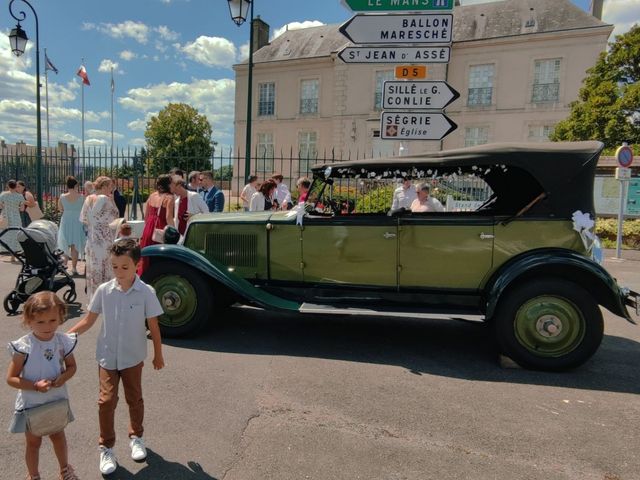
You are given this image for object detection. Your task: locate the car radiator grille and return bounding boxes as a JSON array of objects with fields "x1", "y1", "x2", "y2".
[{"x1": 204, "y1": 233, "x2": 258, "y2": 267}]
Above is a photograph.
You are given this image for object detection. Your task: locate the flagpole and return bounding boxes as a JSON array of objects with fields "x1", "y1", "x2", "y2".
[
  {"x1": 44, "y1": 48, "x2": 50, "y2": 147},
  {"x1": 81, "y1": 57, "x2": 85, "y2": 161},
  {"x1": 110, "y1": 66, "x2": 114, "y2": 163}
]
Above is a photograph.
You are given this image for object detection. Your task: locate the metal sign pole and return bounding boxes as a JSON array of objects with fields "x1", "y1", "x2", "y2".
[{"x1": 615, "y1": 179, "x2": 626, "y2": 259}]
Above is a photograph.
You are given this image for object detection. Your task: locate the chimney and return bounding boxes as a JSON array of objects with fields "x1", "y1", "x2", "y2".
[
  {"x1": 590, "y1": 0, "x2": 603, "y2": 19},
  {"x1": 252, "y1": 16, "x2": 270, "y2": 52}
]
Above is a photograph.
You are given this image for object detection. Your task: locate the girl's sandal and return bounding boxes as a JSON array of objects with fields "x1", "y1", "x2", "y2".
[
  {"x1": 26, "y1": 475, "x2": 41, "y2": 480},
  {"x1": 59, "y1": 464, "x2": 79, "y2": 480}
]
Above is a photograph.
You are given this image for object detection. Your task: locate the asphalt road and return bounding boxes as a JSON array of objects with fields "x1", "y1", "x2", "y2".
[{"x1": 0, "y1": 251, "x2": 639, "y2": 480}]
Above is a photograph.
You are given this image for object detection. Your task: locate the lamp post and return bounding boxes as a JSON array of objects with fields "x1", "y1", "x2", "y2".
[
  {"x1": 227, "y1": 0, "x2": 254, "y2": 184},
  {"x1": 9, "y1": 0, "x2": 43, "y2": 207}
]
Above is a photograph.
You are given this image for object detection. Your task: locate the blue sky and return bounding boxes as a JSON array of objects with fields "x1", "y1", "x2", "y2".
[{"x1": 0, "y1": 0, "x2": 636, "y2": 152}]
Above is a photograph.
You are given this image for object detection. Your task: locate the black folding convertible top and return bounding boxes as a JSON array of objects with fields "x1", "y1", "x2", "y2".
[{"x1": 312, "y1": 141, "x2": 604, "y2": 217}]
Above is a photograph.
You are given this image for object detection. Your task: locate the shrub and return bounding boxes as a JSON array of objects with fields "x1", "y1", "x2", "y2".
[
  {"x1": 596, "y1": 218, "x2": 640, "y2": 249},
  {"x1": 355, "y1": 185, "x2": 395, "y2": 213}
]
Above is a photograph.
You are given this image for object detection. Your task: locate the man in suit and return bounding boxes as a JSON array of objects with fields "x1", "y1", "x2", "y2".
[
  {"x1": 171, "y1": 177, "x2": 209, "y2": 237},
  {"x1": 200, "y1": 170, "x2": 225, "y2": 212}
]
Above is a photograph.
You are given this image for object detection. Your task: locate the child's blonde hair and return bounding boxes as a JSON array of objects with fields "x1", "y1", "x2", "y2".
[{"x1": 22, "y1": 291, "x2": 67, "y2": 328}]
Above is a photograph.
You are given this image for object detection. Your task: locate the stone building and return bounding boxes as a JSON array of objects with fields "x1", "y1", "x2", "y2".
[{"x1": 232, "y1": 0, "x2": 612, "y2": 179}]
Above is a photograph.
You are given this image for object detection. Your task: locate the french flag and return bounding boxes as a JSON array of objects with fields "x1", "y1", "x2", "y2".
[{"x1": 76, "y1": 65, "x2": 90, "y2": 86}]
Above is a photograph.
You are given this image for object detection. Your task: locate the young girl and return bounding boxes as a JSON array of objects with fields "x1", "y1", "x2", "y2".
[{"x1": 6, "y1": 292, "x2": 79, "y2": 480}]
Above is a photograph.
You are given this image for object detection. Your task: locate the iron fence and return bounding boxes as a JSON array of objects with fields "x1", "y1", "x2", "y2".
[{"x1": 0, "y1": 145, "x2": 398, "y2": 219}]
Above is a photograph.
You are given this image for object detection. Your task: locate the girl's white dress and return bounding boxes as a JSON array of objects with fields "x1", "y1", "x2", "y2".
[{"x1": 7, "y1": 332, "x2": 77, "y2": 433}]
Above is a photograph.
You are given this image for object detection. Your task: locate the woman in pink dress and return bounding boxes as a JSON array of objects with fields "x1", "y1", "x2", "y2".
[
  {"x1": 80, "y1": 176, "x2": 119, "y2": 301},
  {"x1": 137, "y1": 174, "x2": 175, "y2": 276}
]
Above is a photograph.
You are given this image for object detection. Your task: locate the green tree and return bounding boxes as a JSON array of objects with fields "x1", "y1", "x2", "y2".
[
  {"x1": 215, "y1": 165, "x2": 233, "y2": 181},
  {"x1": 551, "y1": 25, "x2": 640, "y2": 148},
  {"x1": 144, "y1": 103, "x2": 213, "y2": 175}
]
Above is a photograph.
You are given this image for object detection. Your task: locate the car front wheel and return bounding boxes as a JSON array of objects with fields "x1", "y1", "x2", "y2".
[
  {"x1": 142, "y1": 261, "x2": 214, "y2": 337},
  {"x1": 494, "y1": 278, "x2": 604, "y2": 371}
]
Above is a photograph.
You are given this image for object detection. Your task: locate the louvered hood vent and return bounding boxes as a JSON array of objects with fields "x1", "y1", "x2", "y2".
[{"x1": 204, "y1": 233, "x2": 258, "y2": 267}]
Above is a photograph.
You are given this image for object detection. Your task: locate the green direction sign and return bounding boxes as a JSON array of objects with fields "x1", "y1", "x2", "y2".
[{"x1": 341, "y1": 0, "x2": 454, "y2": 12}]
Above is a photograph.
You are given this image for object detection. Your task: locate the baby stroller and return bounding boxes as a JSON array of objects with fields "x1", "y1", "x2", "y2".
[{"x1": 0, "y1": 219, "x2": 77, "y2": 314}]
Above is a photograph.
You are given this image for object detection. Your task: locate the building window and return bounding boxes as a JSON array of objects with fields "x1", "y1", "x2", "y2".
[
  {"x1": 465, "y1": 127, "x2": 489, "y2": 147},
  {"x1": 374, "y1": 70, "x2": 394, "y2": 111},
  {"x1": 298, "y1": 131, "x2": 317, "y2": 174},
  {"x1": 528, "y1": 125, "x2": 554, "y2": 142},
  {"x1": 256, "y1": 132, "x2": 274, "y2": 173},
  {"x1": 258, "y1": 82, "x2": 275, "y2": 116},
  {"x1": 532, "y1": 59, "x2": 561, "y2": 103},
  {"x1": 467, "y1": 64, "x2": 494, "y2": 106},
  {"x1": 300, "y1": 79, "x2": 319, "y2": 115}
]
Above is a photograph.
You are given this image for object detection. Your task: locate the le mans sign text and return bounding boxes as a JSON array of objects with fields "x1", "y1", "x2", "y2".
[{"x1": 342, "y1": 0, "x2": 454, "y2": 12}]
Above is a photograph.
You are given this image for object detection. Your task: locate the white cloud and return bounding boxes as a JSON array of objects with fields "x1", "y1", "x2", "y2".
[
  {"x1": 98, "y1": 59, "x2": 121, "y2": 74},
  {"x1": 119, "y1": 50, "x2": 137, "y2": 61},
  {"x1": 156, "y1": 26, "x2": 180, "y2": 41},
  {"x1": 271, "y1": 21, "x2": 325, "y2": 40},
  {"x1": 83, "y1": 20, "x2": 151, "y2": 44},
  {"x1": 86, "y1": 129, "x2": 125, "y2": 141},
  {"x1": 119, "y1": 78, "x2": 235, "y2": 144},
  {"x1": 180, "y1": 36, "x2": 237, "y2": 68},
  {"x1": 130, "y1": 137, "x2": 147, "y2": 146},
  {"x1": 603, "y1": 0, "x2": 640, "y2": 37},
  {"x1": 86, "y1": 138, "x2": 108, "y2": 146},
  {"x1": 127, "y1": 119, "x2": 147, "y2": 131},
  {"x1": 238, "y1": 42, "x2": 250, "y2": 62}
]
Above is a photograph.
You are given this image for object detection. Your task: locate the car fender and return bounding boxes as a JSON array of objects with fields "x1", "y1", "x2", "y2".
[
  {"x1": 141, "y1": 244, "x2": 301, "y2": 312},
  {"x1": 484, "y1": 249, "x2": 636, "y2": 324}
]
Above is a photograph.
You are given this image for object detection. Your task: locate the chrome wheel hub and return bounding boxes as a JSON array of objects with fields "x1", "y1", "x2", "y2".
[
  {"x1": 162, "y1": 291, "x2": 182, "y2": 311},
  {"x1": 536, "y1": 315, "x2": 563, "y2": 338}
]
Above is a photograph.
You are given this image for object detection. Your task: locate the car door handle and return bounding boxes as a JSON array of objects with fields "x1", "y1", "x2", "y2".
[
  {"x1": 479, "y1": 232, "x2": 494, "y2": 240},
  {"x1": 383, "y1": 232, "x2": 397, "y2": 239}
]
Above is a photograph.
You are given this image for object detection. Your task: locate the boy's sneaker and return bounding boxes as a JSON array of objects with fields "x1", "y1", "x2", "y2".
[
  {"x1": 130, "y1": 436, "x2": 147, "y2": 461},
  {"x1": 99, "y1": 446, "x2": 117, "y2": 475}
]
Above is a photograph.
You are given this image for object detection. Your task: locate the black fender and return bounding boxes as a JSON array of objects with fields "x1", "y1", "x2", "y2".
[
  {"x1": 484, "y1": 249, "x2": 636, "y2": 324},
  {"x1": 141, "y1": 244, "x2": 300, "y2": 312}
]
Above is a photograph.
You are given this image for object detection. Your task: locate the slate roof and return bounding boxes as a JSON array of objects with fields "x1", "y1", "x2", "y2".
[{"x1": 250, "y1": 0, "x2": 610, "y2": 64}]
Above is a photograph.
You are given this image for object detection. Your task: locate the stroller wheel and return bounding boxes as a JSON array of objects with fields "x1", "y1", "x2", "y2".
[
  {"x1": 62, "y1": 289, "x2": 77, "y2": 304},
  {"x1": 3, "y1": 292, "x2": 21, "y2": 314}
]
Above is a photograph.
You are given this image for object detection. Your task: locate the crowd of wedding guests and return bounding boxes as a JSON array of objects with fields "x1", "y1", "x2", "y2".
[{"x1": 0, "y1": 170, "x2": 311, "y2": 286}]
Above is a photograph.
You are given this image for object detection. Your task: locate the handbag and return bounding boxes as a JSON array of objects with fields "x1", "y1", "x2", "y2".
[
  {"x1": 152, "y1": 226, "x2": 166, "y2": 243},
  {"x1": 24, "y1": 398, "x2": 71, "y2": 436}
]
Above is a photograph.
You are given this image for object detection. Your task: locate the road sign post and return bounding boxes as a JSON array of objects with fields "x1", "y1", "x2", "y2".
[
  {"x1": 339, "y1": 13, "x2": 453, "y2": 44},
  {"x1": 383, "y1": 80, "x2": 459, "y2": 109},
  {"x1": 381, "y1": 112, "x2": 457, "y2": 140},
  {"x1": 614, "y1": 144, "x2": 634, "y2": 259},
  {"x1": 337, "y1": 45, "x2": 450, "y2": 64},
  {"x1": 341, "y1": 0, "x2": 454, "y2": 12}
]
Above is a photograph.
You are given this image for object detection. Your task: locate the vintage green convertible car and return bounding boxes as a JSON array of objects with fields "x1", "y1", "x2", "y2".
[{"x1": 142, "y1": 141, "x2": 639, "y2": 371}]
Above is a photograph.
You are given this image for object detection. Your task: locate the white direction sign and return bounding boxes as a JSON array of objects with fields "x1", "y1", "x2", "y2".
[
  {"x1": 338, "y1": 45, "x2": 451, "y2": 64},
  {"x1": 381, "y1": 112, "x2": 457, "y2": 140},
  {"x1": 339, "y1": 13, "x2": 453, "y2": 45},
  {"x1": 383, "y1": 81, "x2": 460, "y2": 110}
]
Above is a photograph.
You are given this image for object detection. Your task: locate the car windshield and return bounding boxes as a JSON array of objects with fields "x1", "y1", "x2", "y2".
[{"x1": 306, "y1": 173, "x2": 495, "y2": 215}]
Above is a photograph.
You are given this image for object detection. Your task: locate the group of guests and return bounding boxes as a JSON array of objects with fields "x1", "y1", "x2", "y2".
[
  {"x1": 0, "y1": 180, "x2": 45, "y2": 261},
  {"x1": 240, "y1": 174, "x2": 311, "y2": 212},
  {"x1": 391, "y1": 177, "x2": 445, "y2": 213}
]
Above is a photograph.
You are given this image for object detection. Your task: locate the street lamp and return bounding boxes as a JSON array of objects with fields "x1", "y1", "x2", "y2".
[
  {"x1": 8, "y1": 0, "x2": 43, "y2": 207},
  {"x1": 227, "y1": 0, "x2": 254, "y2": 184}
]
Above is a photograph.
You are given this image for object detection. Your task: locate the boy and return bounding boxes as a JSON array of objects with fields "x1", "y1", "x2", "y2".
[{"x1": 68, "y1": 239, "x2": 165, "y2": 475}]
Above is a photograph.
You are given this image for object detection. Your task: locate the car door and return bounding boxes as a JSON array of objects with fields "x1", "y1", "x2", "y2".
[
  {"x1": 301, "y1": 215, "x2": 398, "y2": 287},
  {"x1": 398, "y1": 214, "x2": 494, "y2": 290}
]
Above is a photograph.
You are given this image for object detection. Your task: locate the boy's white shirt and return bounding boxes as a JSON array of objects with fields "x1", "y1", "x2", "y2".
[{"x1": 88, "y1": 276, "x2": 163, "y2": 371}]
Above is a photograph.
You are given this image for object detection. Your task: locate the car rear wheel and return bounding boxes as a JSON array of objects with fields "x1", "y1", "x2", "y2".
[
  {"x1": 494, "y1": 279, "x2": 603, "y2": 371},
  {"x1": 142, "y1": 261, "x2": 214, "y2": 337}
]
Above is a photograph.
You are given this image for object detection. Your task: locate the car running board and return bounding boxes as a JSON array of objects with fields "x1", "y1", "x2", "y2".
[{"x1": 298, "y1": 303, "x2": 485, "y2": 322}]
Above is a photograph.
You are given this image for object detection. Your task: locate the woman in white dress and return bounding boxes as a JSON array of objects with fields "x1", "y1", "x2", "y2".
[{"x1": 80, "y1": 176, "x2": 118, "y2": 301}]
